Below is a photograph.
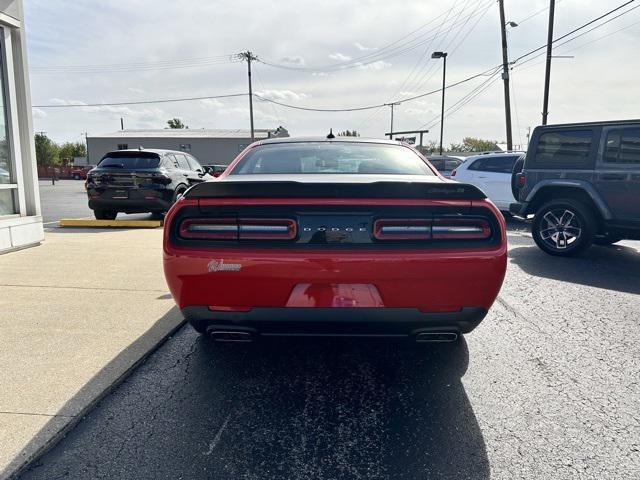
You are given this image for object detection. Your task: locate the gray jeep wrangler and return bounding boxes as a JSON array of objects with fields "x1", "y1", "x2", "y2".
[{"x1": 510, "y1": 119, "x2": 640, "y2": 256}]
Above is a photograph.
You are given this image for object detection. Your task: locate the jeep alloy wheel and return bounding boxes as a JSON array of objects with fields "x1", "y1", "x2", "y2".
[{"x1": 532, "y1": 200, "x2": 595, "y2": 256}]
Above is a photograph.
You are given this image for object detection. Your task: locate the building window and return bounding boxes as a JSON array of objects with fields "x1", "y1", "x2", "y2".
[
  {"x1": 179, "y1": 143, "x2": 191, "y2": 152},
  {"x1": 117, "y1": 143, "x2": 128, "y2": 150},
  {"x1": 0, "y1": 33, "x2": 16, "y2": 216}
]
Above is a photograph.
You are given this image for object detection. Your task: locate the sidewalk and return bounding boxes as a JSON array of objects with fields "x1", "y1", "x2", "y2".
[{"x1": 0, "y1": 227, "x2": 183, "y2": 479}]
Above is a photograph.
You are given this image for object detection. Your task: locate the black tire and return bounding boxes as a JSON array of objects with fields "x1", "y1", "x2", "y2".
[
  {"x1": 94, "y1": 210, "x2": 117, "y2": 220},
  {"x1": 531, "y1": 199, "x2": 595, "y2": 256},
  {"x1": 172, "y1": 186, "x2": 187, "y2": 203},
  {"x1": 511, "y1": 156, "x2": 525, "y2": 200},
  {"x1": 73, "y1": 174, "x2": 81, "y2": 180},
  {"x1": 150, "y1": 211, "x2": 165, "y2": 220},
  {"x1": 593, "y1": 234, "x2": 623, "y2": 246}
]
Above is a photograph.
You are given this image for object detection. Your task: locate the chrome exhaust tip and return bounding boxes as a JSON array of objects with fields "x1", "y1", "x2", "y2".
[
  {"x1": 415, "y1": 332, "x2": 459, "y2": 343},
  {"x1": 208, "y1": 330, "x2": 254, "y2": 342}
]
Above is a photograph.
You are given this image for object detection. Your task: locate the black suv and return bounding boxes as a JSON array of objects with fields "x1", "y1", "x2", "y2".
[
  {"x1": 511, "y1": 119, "x2": 640, "y2": 256},
  {"x1": 86, "y1": 149, "x2": 211, "y2": 220}
]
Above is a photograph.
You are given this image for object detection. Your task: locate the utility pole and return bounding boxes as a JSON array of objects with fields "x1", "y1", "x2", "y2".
[
  {"x1": 498, "y1": 0, "x2": 513, "y2": 150},
  {"x1": 384, "y1": 102, "x2": 401, "y2": 138},
  {"x1": 431, "y1": 51, "x2": 448, "y2": 155},
  {"x1": 238, "y1": 51, "x2": 258, "y2": 141},
  {"x1": 542, "y1": 0, "x2": 556, "y2": 125},
  {"x1": 120, "y1": 117, "x2": 124, "y2": 130}
]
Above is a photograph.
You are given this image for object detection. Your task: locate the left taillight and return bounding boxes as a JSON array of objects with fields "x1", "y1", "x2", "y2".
[
  {"x1": 373, "y1": 217, "x2": 491, "y2": 241},
  {"x1": 179, "y1": 218, "x2": 297, "y2": 241}
]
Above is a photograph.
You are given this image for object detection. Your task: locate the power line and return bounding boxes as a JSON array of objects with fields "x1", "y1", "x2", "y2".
[{"x1": 32, "y1": 2, "x2": 638, "y2": 114}]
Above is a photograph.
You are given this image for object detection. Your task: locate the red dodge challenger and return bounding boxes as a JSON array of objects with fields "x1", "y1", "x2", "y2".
[{"x1": 163, "y1": 137, "x2": 507, "y2": 343}]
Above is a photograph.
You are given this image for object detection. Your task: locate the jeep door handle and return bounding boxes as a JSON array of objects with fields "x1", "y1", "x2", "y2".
[{"x1": 601, "y1": 173, "x2": 625, "y2": 180}]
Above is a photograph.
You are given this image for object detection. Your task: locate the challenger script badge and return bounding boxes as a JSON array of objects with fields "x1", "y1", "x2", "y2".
[{"x1": 207, "y1": 259, "x2": 242, "y2": 272}]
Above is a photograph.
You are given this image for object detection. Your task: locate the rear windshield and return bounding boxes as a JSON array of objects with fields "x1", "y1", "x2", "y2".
[
  {"x1": 98, "y1": 155, "x2": 160, "y2": 169},
  {"x1": 230, "y1": 142, "x2": 434, "y2": 175}
]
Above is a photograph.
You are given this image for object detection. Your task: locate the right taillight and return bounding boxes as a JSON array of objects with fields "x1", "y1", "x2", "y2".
[
  {"x1": 450, "y1": 169, "x2": 457, "y2": 177},
  {"x1": 431, "y1": 218, "x2": 491, "y2": 240},
  {"x1": 373, "y1": 217, "x2": 491, "y2": 241}
]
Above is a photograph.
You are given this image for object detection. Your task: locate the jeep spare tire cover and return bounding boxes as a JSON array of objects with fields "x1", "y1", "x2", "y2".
[{"x1": 511, "y1": 155, "x2": 525, "y2": 200}]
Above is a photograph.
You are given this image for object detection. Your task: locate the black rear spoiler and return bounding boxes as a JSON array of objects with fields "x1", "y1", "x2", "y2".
[{"x1": 184, "y1": 181, "x2": 486, "y2": 200}]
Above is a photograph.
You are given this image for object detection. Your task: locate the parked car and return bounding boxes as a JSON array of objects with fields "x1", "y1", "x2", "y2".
[
  {"x1": 71, "y1": 166, "x2": 92, "y2": 180},
  {"x1": 163, "y1": 137, "x2": 507, "y2": 343},
  {"x1": 511, "y1": 119, "x2": 640, "y2": 256},
  {"x1": 86, "y1": 149, "x2": 211, "y2": 220},
  {"x1": 202, "y1": 164, "x2": 228, "y2": 178},
  {"x1": 451, "y1": 151, "x2": 525, "y2": 212},
  {"x1": 427, "y1": 155, "x2": 464, "y2": 178}
]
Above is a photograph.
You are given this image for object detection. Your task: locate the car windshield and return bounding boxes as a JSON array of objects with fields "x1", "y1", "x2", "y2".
[
  {"x1": 98, "y1": 155, "x2": 160, "y2": 169},
  {"x1": 230, "y1": 142, "x2": 434, "y2": 175}
]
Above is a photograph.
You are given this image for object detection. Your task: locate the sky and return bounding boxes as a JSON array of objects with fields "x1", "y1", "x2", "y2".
[{"x1": 24, "y1": 0, "x2": 640, "y2": 148}]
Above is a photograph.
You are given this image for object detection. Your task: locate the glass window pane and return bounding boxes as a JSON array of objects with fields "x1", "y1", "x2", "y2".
[
  {"x1": 605, "y1": 128, "x2": 640, "y2": 164},
  {"x1": 534, "y1": 130, "x2": 592, "y2": 166},
  {"x1": 0, "y1": 188, "x2": 16, "y2": 215},
  {"x1": 232, "y1": 143, "x2": 434, "y2": 175},
  {"x1": 0, "y1": 41, "x2": 12, "y2": 184}
]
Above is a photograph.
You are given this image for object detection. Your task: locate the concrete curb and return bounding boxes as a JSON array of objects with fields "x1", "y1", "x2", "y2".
[{"x1": 3, "y1": 312, "x2": 186, "y2": 480}]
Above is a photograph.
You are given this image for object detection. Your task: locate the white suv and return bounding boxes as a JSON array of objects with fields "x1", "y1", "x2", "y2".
[{"x1": 451, "y1": 152, "x2": 525, "y2": 212}]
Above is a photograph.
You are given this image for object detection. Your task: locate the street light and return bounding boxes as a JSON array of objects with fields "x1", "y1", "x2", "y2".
[{"x1": 431, "y1": 51, "x2": 447, "y2": 155}]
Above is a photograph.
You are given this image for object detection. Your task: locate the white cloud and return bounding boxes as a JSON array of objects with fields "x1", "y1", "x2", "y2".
[
  {"x1": 329, "y1": 52, "x2": 351, "y2": 62},
  {"x1": 354, "y1": 42, "x2": 375, "y2": 51},
  {"x1": 399, "y1": 91, "x2": 418, "y2": 97},
  {"x1": 255, "y1": 89, "x2": 308, "y2": 101},
  {"x1": 127, "y1": 87, "x2": 145, "y2": 94},
  {"x1": 280, "y1": 56, "x2": 305, "y2": 65},
  {"x1": 32, "y1": 108, "x2": 47, "y2": 118},
  {"x1": 200, "y1": 98, "x2": 224, "y2": 108},
  {"x1": 356, "y1": 60, "x2": 391, "y2": 71}
]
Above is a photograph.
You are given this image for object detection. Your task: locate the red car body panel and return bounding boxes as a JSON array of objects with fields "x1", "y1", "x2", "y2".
[{"x1": 162, "y1": 138, "x2": 508, "y2": 339}]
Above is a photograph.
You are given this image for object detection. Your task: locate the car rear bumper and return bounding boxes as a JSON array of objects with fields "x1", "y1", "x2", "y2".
[
  {"x1": 182, "y1": 305, "x2": 488, "y2": 337},
  {"x1": 89, "y1": 196, "x2": 172, "y2": 213}
]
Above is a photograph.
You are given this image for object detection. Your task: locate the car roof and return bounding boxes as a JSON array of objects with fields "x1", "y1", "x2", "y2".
[
  {"x1": 105, "y1": 148, "x2": 192, "y2": 156},
  {"x1": 256, "y1": 136, "x2": 403, "y2": 146},
  {"x1": 536, "y1": 119, "x2": 640, "y2": 129}
]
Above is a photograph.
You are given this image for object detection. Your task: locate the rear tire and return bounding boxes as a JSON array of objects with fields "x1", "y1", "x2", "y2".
[
  {"x1": 189, "y1": 319, "x2": 208, "y2": 335},
  {"x1": 531, "y1": 199, "x2": 595, "y2": 256},
  {"x1": 94, "y1": 210, "x2": 117, "y2": 220}
]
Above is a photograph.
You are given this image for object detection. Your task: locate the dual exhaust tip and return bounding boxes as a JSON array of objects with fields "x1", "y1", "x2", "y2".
[{"x1": 206, "y1": 329, "x2": 458, "y2": 343}]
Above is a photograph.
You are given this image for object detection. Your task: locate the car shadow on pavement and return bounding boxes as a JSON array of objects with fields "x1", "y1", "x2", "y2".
[
  {"x1": 179, "y1": 336, "x2": 490, "y2": 479},
  {"x1": 509, "y1": 243, "x2": 640, "y2": 295},
  {"x1": 17, "y1": 331, "x2": 489, "y2": 480}
]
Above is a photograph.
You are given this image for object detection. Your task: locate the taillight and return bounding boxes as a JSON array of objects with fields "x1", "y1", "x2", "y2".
[
  {"x1": 179, "y1": 218, "x2": 237, "y2": 240},
  {"x1": 517, "y1": 173, "x2": 525, "y2": 187},
  {"x1": 432, "y1": 218, "x2": 491, "y2": 240},
  {"x1": 373, "y1": 219, "x2": 431, "y2": 240},
  {"x1": 239, "y1": 218, "x2": 297, "y2": 240},
  {"x1": 151, "y1": 174, "x2": 172, "y2": 185},
  {"x1": 179, "y1": 218, "x2": 296, "y2": 240},
  {"x1": 373, "y1": 217, "x2": 491, "y2": 241},
  {"x1": 450, "y1": 169, "x2": 457, "y2": 177}
]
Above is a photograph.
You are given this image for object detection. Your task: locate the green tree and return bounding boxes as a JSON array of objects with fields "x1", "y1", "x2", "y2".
[
  {"x1": 338, "y1": 130, "x2": 359, "y2": 137},
  {"x1": 450, "y1": 137, "x2": 499, "y2": 152},
  {"x1": 167, "y1": 118, "x2": 186, "y2": 129},
  {"x1": 58, "y1": 141, "x2": 87, "y2": 164},
  {"x1": 34, "y1": 133, "x2": 59, "y2": 166}
]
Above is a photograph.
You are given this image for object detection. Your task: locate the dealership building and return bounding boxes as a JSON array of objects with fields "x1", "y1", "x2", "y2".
[
  {"x1": 0, "y1": 0, "x2": 43, "y2": 253},
  {"x1": 86, "y1": 127, "x2": 289, "y2": 166}
]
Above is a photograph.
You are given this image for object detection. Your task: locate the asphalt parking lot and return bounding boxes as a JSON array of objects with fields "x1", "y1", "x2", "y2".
[
  {"x1": 21, "y1": 182, "x2": 640, "y2": 479},
  {"x1": 39, "y1": 180, "x2": 157, "y2": 224}
]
